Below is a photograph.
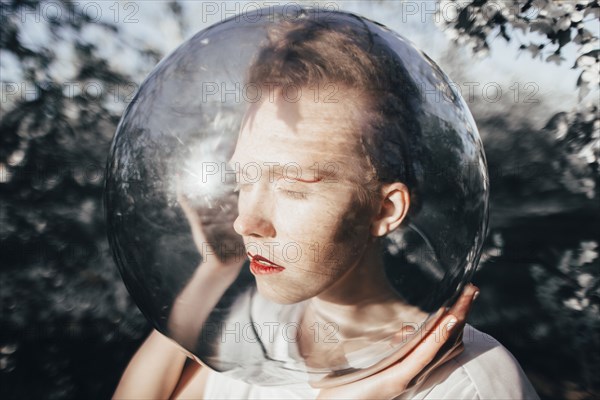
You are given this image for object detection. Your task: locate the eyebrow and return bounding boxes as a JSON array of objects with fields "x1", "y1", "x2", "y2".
[
  {"x1": 228, "y1": 159, "x2": 337, "y2": 182},
  {"x1": 270, "y1": 164, "x2": 325, "y2": 183}
]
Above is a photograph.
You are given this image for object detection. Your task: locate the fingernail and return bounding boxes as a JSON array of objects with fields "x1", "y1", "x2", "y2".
[{"x1": 473, "y1": 291, "x2": 480, "y2": 301}]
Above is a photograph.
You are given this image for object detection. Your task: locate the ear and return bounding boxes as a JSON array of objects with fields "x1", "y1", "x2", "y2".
[{"x1": 370, "y1": 182, "x2": 410, "y2": 237}]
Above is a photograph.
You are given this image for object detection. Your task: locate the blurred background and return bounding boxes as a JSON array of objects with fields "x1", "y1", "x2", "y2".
[{"x1": 1, "y1": 1, "x2": 598, "y2": 399}]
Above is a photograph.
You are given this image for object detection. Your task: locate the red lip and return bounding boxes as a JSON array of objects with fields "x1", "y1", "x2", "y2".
[{"x1": 248, "y1": 252, "x2": 285, "y2": 275}]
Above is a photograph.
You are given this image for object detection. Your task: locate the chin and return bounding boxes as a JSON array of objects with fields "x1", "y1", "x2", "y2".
[{"x1": 256, "y1": 281, "x2": 314, "y2": 305}]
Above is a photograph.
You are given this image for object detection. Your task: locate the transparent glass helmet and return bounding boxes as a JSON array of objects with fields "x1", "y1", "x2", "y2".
[{"x1": 104, "y1": 6, "x2": 489, "y2": 387}]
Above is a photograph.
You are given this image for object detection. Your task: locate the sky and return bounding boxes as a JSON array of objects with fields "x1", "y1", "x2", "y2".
[
  {"x1": 177, "y1": 0, "x2": 587, "y2": 116},
  {"x1": 1, "y1": 0, "x2": 594, "y2": 125}
]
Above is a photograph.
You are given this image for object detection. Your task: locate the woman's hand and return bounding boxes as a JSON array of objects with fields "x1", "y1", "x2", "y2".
[
  {"x1": 317, "y1": 284, "x2": 479, "y2": 400},
  {"x1": 168, "y1": 177, "x2": 246, "y2": 347},
  {"x1": 177, "y1": 175, "x2": 245, "y2": 269}
]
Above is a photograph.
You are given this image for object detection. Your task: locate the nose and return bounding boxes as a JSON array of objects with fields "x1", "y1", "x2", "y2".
[
  {"x1": 233, "y1": 193, "x2": 276, "y2": 238},
  {"x1": 233, "y1": 214, "x2": 276, "y2": 238}
]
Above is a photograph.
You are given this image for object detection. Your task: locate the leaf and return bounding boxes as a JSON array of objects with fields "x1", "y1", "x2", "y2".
[
  {"x1": 529, "y1": 19, "x2": 553, "y2": 34},
  {"x1": 547, "y1": 52, "x2": 565, "y2": 65},
  {"x1": 571, "y1": 10, "x2": 585, "y2": 23},
  {"x1": 557, "y1": 15, "x2": 572, "y2": 31},
  {"x1": 581, "y1": 69, "x2": 600, "y2": 86},
  {"x1": 527, "y1": 43, "x2": 543, "y2": 58},
  {"x1": 576, "y1": 72, "x2": 592, "y2": 99},
  {"x1": 581, "y1": 49, "x2": 600, "y2": 60},
  {"x1": 577, "y1": 246, "x2": 598, "y2": 266},
  {"x1": 457, "y1": 7, "x2": 475, "y2": 31},
  {"x1": 577, "y1": 273, "x2": 594, "y2": 288},
  {"x1": 557, "y1": 29, "x2": 572, "y2": 48},
  {"x1": 584, "y1": 5, "x2": 600, "y2": 19},
  {"x1": 580, "y1": 44, "x2": 600, "y2": 54},
  {"x1": 578, "y1": 28, "x2": 595, "y2": 42},
  {"x1": 576, "y1": 54, "x2": 597, "y2": 68},
  {"x1": 512, "y1": 20, "x2": 528, "y2": 33}
]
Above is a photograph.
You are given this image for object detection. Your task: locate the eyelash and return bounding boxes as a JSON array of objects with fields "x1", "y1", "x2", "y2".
[
  {"x1": 233, "y1": 183, "x2": 308, "y2": 200},
  {"x1": 281, "y1": 189, "x2": 307, "y2": 200}
]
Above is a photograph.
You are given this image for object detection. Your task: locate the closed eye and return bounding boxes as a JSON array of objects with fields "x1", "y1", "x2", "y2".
[{"x1": 281, "y1": 189, "x2": 307, "y2": 200}]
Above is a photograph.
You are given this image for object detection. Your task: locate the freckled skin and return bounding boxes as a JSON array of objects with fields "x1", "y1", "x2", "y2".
[
  {"x1": 231, "y1": 89, "x2": 378, "y2": 305},
  {"x1": 230, "y1": 88, "x2": 424, "y2": 367}
]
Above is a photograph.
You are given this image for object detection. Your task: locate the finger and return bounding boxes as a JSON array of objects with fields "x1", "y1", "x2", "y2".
[
  {"x1": 448, "y1": 283, "x2": 479, "y2": 325},
  {"x1": 437, "y1": 284, "x2": 479, "y2": 351},
  {"x1": 339, "y1": 314, "x2": 460, "y2": 397},
  {"x1": 392, "y1": 314, "x2": 459, "y2": 381},
  {"x1": 382, "y1": 285, "x2": 479, "y2": 378},
  {"x1": 320, "y1": 287, "x2": 481, "y2": 398},
  {"x1": 317, "y1": 303, "x2": 472, "y2": 399}
]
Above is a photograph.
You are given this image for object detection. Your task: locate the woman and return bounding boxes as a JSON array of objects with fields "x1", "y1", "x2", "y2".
[{"x1": 114, "y1": 16, "x2": 538, "y2": 399}]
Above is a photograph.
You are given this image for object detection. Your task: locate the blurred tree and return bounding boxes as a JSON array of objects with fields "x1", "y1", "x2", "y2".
[
  {"x1": 0, "y1": 0, "x2": 598, "y2": 399},
  {"x1": 438, "y1": 1, "x2": 599, "y2": 399},
  {"x1": 438, "y1": 0, "x2": 600, "y2": 98},
  {"x1": 0, "y1": 1, "x2": 176, "y2": 398}
]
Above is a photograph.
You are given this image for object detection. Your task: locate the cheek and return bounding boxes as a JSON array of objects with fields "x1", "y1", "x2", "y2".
[
  {"x1": 274, "y1": 190, "x2": 372, "y2": 245},
  {"x1": 332, "y1": 197, "x2": 375, "y2": 243},
  {"x1": 273, "y1": 197, "x2": 336, "y2": 234},
  {"x1": 277, "y1": 213, "x2": 336, "y2": 246}
]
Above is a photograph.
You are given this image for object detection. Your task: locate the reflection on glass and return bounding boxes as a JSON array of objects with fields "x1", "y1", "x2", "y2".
[{"x1": 105, "y1": 7, "x2": 488, "y2": 386}]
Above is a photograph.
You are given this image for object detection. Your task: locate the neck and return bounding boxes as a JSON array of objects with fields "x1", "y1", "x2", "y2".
[
  {"x1": 306, "y1": 240, "x2": 408, "y2": 338},
  {"x1": 316, "y1": 239, "x2": 397, "y2": 305}
]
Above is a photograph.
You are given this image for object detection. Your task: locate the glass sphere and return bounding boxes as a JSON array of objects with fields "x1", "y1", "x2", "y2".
[{"x1": 105, "y1": 6, "x2": 488, "y2": 387}]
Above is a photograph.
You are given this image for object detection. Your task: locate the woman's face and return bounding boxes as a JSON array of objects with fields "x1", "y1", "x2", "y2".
[{"x1": 230, "y1": 90, "x2": 378, "y2": 304}]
